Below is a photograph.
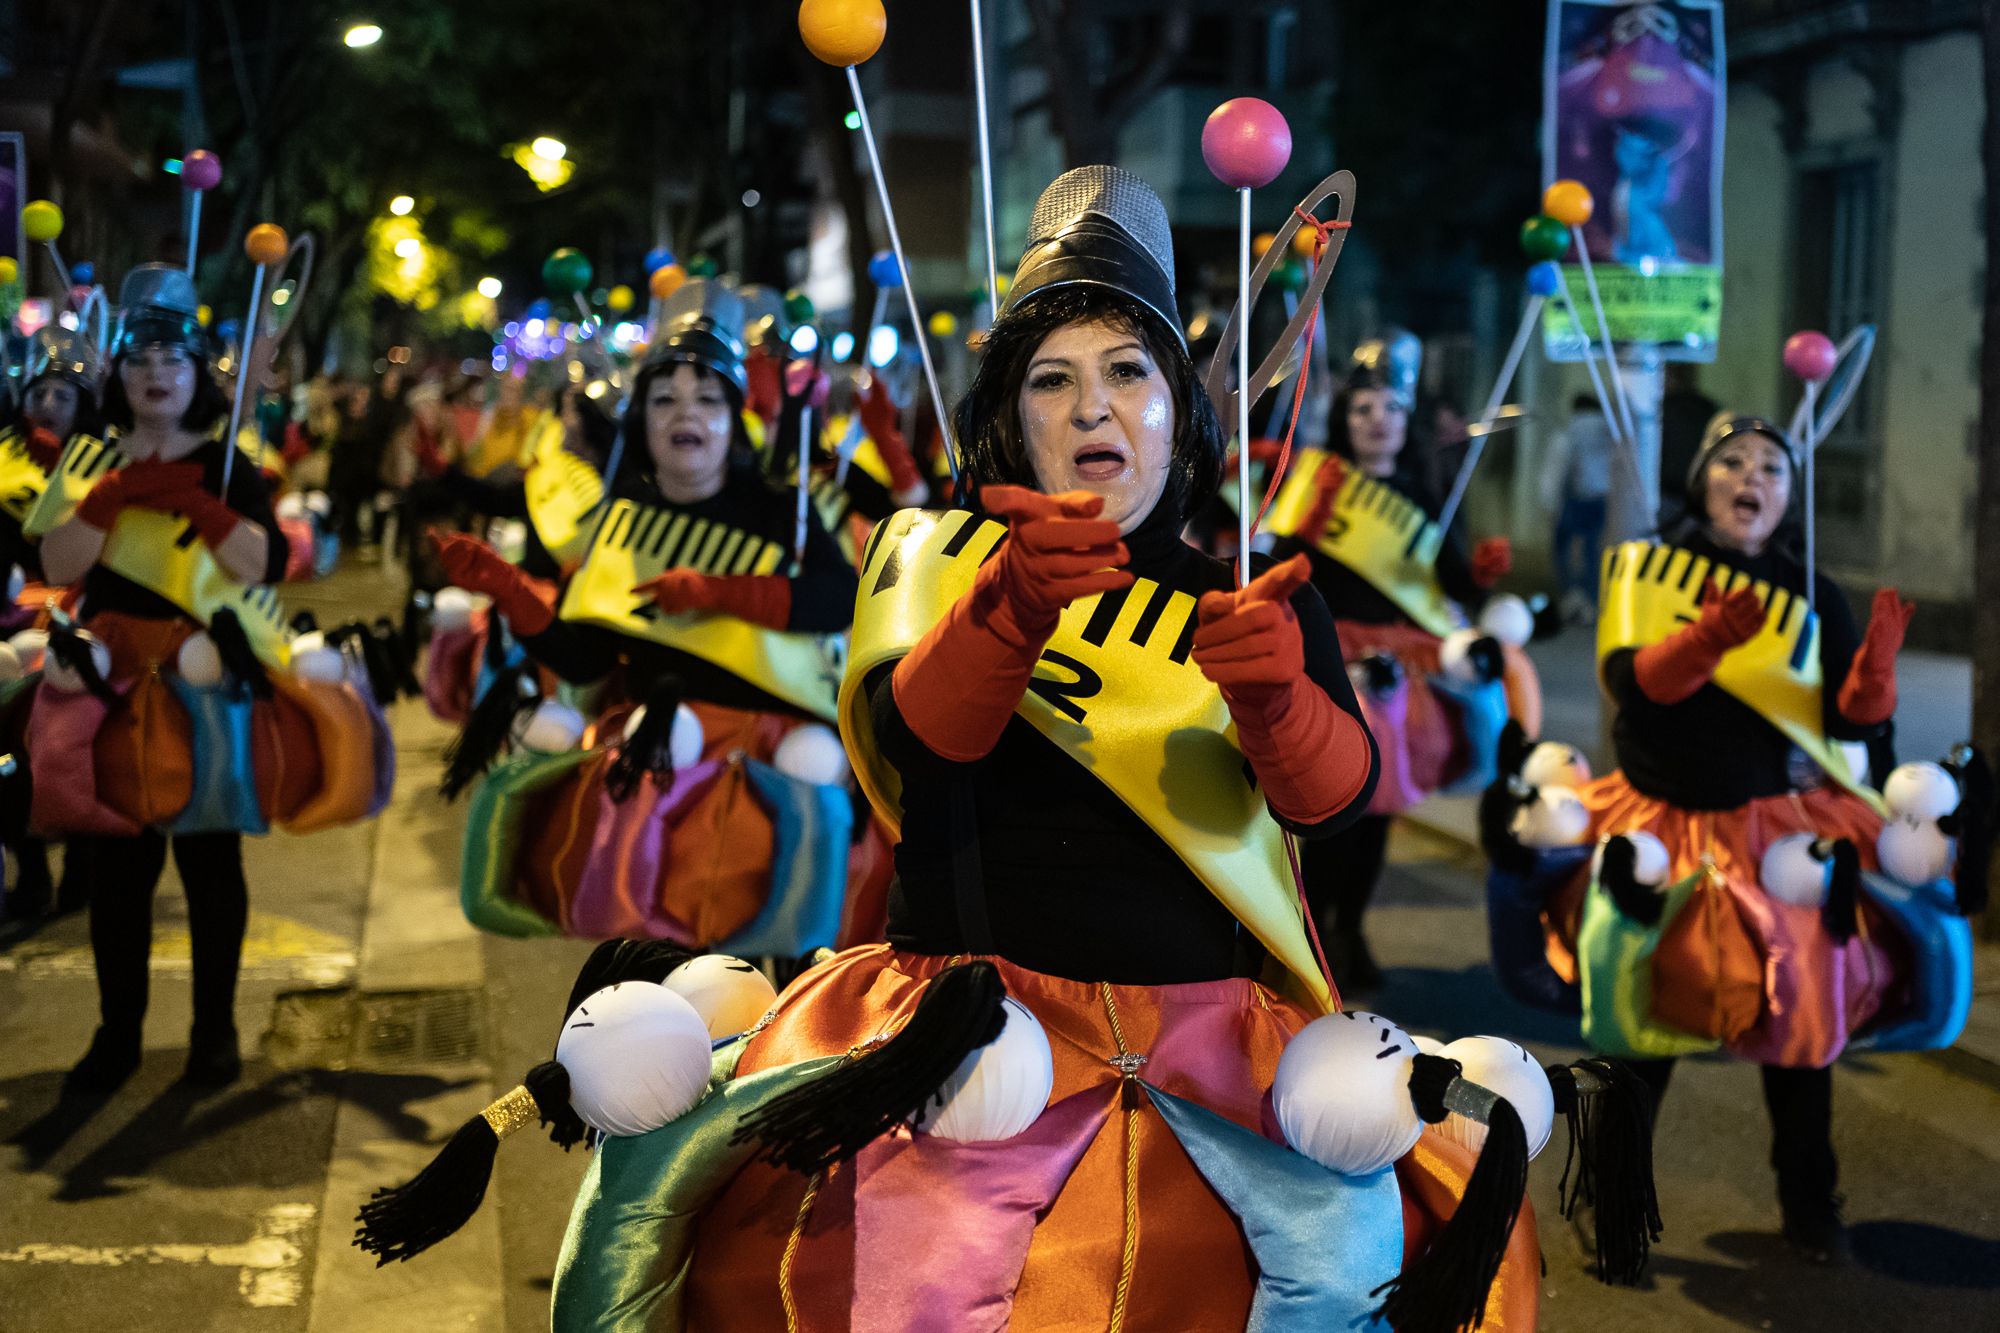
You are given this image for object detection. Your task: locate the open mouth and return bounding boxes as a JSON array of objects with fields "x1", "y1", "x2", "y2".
[
  {"x1": 669, "y1": 430, "x2": 705, "y2": 449},
  {"x1": 1729, "y1": 492, "x2": 1763, "y2": 522},
  {"x1": 144, "y1": 388, "x2": 170, "y2": 402},
  {"x1": 1072, "y1": 443, "x2": 1128, "y2": 481}
]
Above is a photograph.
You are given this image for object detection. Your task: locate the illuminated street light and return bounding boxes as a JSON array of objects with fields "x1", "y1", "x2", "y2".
[
  {"x1": 389, "y1": 195, "x2": 414, "y2": 216},
  {"x1": 393, "y1": 237, "x2": 422, "y2": 259},
  {"x1": 530, "y1": 136, "x2": 568, "y2": 163},
  {"x1": 477, "y1": 276, "x2": 503, "y2": 299},
  {"x1": 343, "y1": 23, "x2": 382, "y2": 48}
]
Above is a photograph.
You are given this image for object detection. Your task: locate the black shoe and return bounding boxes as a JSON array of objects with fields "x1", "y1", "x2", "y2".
[
  {"x1": 182, "y1": 1024, "x2": 242, "y2": 1087},
  {"x1": 1780, "y1": 1193, "x2": 1851, "y2": 1265},
  {"x1": 1, "y1": 878, "x2": 51, "y2": 925},
  {"x1": 1327, "y1": 929, "x2": 1385, "y2": 993},
  {"x1": 63, "y1": 1028, "x2": 142, "y2": 1097}
]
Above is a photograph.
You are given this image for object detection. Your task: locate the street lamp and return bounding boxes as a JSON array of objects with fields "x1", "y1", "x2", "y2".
[
  {"x1": 343, "y1": 23, "x2": 383, "y2": 48},
  {"x1": 477, "y1": 276, "x2": 503, "y2": 299},
  {"x1": 389, "y1": 195, "x2": 414, "y2": 216},
  {"x1": 530, "y1": 136, "x2": 567, "y2": 163},
  {"x1": 393, "y1": 237, "x2": 422, "y2": 259}
]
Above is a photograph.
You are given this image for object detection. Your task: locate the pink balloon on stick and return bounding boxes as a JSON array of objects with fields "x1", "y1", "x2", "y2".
[
  {"x1": 1201, "y1": 98, "x2": 1292, "y2": 190},
  {"x1": 1783, "y1": 330, "x2": 1837, "y2": 382}
]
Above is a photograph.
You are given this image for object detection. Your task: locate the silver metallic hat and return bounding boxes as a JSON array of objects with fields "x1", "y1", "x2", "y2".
[
  {"x1": 112, "y1": 263, "x2": 206, "y2": 358},
  {"x1": 643, "y1": 278, "x2": 748, "y2": 395},
  {"x1": 25, "y1": 325, "x2": 103, "y2": 396},
  {"x1": 1687, "y1": 412, "x2": 1799, "y2": 497},
  {"x1": 1347, "y1": 329, "x2": 1422, "y2": 408},
  {"x1": 1005, "y1": 165, "x2": 1182, "y2": 346}
]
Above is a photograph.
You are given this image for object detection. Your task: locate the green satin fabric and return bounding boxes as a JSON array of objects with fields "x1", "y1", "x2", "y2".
[
  {"x1": 1578, "y1": 869, "x2": 1716, "y2": 1059},
  {"x1": 551, "y1": 1054, "x2": 842, "y2": 1333},
  {"x1": 459, "y1": 746, "x2": 593, "y2": 938}
]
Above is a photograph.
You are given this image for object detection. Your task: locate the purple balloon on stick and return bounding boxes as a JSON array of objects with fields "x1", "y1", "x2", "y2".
[{"x1": 182, "y1": 150, "x2": 223, "y2": 192}]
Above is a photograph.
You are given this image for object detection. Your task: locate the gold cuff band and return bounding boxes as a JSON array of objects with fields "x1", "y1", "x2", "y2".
[{"x1": 480, "y1": 1084, "x2": 540, "y2": 1140}]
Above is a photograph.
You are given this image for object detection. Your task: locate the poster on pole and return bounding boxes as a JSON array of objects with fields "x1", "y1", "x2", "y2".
[{"x1": 1541, "y1": 1, "x2": 1725, "y2": 362}]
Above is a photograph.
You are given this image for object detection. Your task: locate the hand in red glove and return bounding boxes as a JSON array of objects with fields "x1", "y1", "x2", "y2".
[
  {"x1": 892, "y1": 486, "x2": 1130, "y2": 762},
  {"x1": 1298, "y1": 452, "x2": 1348, "y2": 540},
  {"x1": 1191, "y1": 554, "x2": 1373, "y2": 823},
  {"x1": 24, "y1": 426, "x2": 63, "y2": 471},
  {"x1": 430, "y1": 531, "x2": 554, "y2": 635},
  {"x1": 857, "y1": 378, "x2": 924, "y2": 499},
  {"x1": 745, "y1": 348, "x2": 783, "y2": 430},
  {"x1": 1837, "y1": 587, "x2": 1915, "y2": 725},
  {"x1": 1632, "y1": 579, "x2": 1768, "y2": 705},
  {"x1": 1471, "y1": 536, "x2": 1513, "y2": 588},
  {"x1": 631, "y1": 569, "x2": 792, "y2": 630},
  {"x1": 75, "y1": 460, "x2": 206, "y2": 531}
]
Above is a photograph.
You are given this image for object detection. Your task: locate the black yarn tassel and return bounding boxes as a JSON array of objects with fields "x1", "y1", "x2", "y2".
[
  {"x1": 730, "y1": 961, "x2": 1007, "y2": 1175},
  {"x1": 374, "y1": 615, "x2": 425, "y2": 699},
  {"x1": 1375, "y1": 1078, "x2": 1529, "y2": 1333},
  {"x1": 1407, "y1": 1053, "x2": 1462, "y2": 1123},
  {"x1": 1547, "y1": 1057, "x2": 1662, "y2": 1286},
  {"x1": 605, "y1": 679, "x2": 684, "y2": 804},
  {"x1": 354, "y1": 1065, "x2": 577, "y2": 1263},
  {"x1": 290, "y1": 609, "x2": 320, "y2": 635},
  {"x1": 563, "y1": 939, "x2": 698, "y2": 1024},
  {"x1": 1599, "y1": 836, "x2": 1663, "y2": 927},
  {"x1": 45, "y1": 623, "x2": 117, "y2": 702},
  {"x1": 1942, "y1": 747, "x2": 1993, "y2": 916},
  {"x1": 1467, "y1": 635, "x2": 1506, "y2": 684},
  {"x1": 440, "y1": 664, "x2": 534, "y2": 800},
  {"x1": 209, "y1": 609, "x2": 272, "y2": 699},
  {"x1": 1496, "y1": 720, "x2": 1531, "y2": 779},
  {"x1": 1478, "y1": 776, "x2": 1535, "y2": 875},
  {"x1": 1821, "y1": 838, "x2": 1860, "y2": 941}
]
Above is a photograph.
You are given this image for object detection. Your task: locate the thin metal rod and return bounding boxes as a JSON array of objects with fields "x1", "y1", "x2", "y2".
[
  {"x1": 846, "y1": 64, "x2": 958, "y2": 484},
  {"x1": 1553, "y1": 279, "x2": 1646, "y2": 503},
  {"x1": 1570, "y1": 226, "x2": 1636, "y2": 446},
  {"x1": 1801, "y1": 378, "x2": 1818, "y2": 613},
  {"x1": 186, "y1": 191, "x2": 204, "y2": 279},
  {"x1": 794, "y1": 403, "x2": 813, "y2": 570},
  {"x1": 1434, "y1": 294, "x2": 1544, "y2": 539},
  {"x1": 969, "y1": 0, "x2": 1001, "y2": 315},
  {"x1": 1236, "y1": 188, "x2": 1252, "y2": 588},
  {"x1": 221, "y1": 261, "x2": 270, "y2": 500},
  {"x1": 42, "y1": 240, "x2": 70, "y2": 292}
]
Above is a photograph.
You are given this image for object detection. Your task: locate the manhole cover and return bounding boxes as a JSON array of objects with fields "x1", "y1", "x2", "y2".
[{"x1": 262, "y1": 986, "x2": 485, "y2": 1071}]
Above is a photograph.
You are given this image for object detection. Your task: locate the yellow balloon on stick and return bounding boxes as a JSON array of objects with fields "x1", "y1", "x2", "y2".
[
  {"x1": 0, "y1": 257, "x2": 17, "y2": 285},
  {"x1": 22, "y1": 200, "x2": 63, "y2": 244},
  {"x1": 798, "y1": 0, "x2": 886, "y2": 66},
  {"x1": 608, "y1": 283, "x2": 635, "y2": 313},
  {"x1": 1542, "y1": 179, "x2": 1594, "y2": 228},
  {"x1": 245, "y1": 223, "x2": 291, "y2": 267},
  {"x1": 927, "y1": 311, "x2": 958, "y2": 338},
  {"x1": 649, "y1": 264, "x2": 688, "y2": 301}
]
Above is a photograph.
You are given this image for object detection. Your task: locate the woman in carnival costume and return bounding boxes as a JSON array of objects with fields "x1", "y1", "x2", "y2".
[
  {"x1": 1486, "y1": 413, "x2": 1984, "y2": 1261},
  {"x1": 1263, "y1": 339, "x2": 1533, "y2": 991},
  {"x1": 433, "y1": 278, "x2": 868, "y2": 956},
  {"x1": 27, "y1": 263, "x2": 295, "y2": 1091},
  {"x1": 523, "y1": 166, "x2": 1575, "y2": 1333}
]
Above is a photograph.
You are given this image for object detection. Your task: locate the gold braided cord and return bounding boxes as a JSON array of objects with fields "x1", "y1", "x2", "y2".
[
  {"x1": 478, "y1": 1084, "x2": 539, "y2": 1140},
  {"x1": 1099, "y1": 983, "x2": 1141, "y2": 1333},
  {"x1": 780, "y1": 1170, "x2": 825, "y2": 1332}
]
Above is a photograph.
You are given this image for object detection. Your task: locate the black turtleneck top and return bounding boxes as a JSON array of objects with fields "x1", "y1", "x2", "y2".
[
  {"x1": 518, "y1": 459, "x2": 858, "y2": 715},
  {"x1": 872, "y1": 493, "x2": 1377, "y2": 986},
  {"x1": 1603, "y1": 528, "x2": 1872, "y2": 810},
  {"x1": 1271, "y1": 458, "x2": 1484, "y2": 625}
]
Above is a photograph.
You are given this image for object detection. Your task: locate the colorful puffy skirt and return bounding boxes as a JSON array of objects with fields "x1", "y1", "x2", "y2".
[
  {"x1": 1488, "y1": 771, "x2": 1973, "y2": 1068},
  {"x1": 549, "y1": 946, "x2": 1541, "y2": 1332}
]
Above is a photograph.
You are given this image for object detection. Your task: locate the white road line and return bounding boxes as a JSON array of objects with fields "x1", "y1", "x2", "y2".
[{"x1": 0, "y1": 1203, "x2": 317, "y2": 1308}]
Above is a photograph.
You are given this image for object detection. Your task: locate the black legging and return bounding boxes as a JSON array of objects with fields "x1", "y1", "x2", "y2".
[
  {"x1": 82, "y1": 830, "x2": 248, "y2": 1038},
  {"x1": 1300, "y1": 813, "x2": 1392, "y2": 941},
  {"x1": 1624, "y1": 1056, "x2": 1837, "y2": 1207}
]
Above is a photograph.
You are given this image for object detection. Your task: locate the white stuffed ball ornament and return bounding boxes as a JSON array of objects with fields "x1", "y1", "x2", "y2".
[
  {"x1": 1760, "y1": 833, "x2": 1830, "y2": 908},
  {"x1": 0, "y1": 643, "x2": 22, "y2": 685},
  {"x1": 1877, "y1": 816, "x2": 1954, "y2": 887},
  {"x1": 1436, "y1": 1036, "x2": 1556, "y2": 1161},
  {"x1": 1510, "y1": 785, "x2": 1591, "y2": 848},
  {"x1": 554, "y1": 982, "x2": 714, "y2": 1138},
  {"x1": 622, "y1": 702, "x2": 706, "y2": 770},
  {"x1": 432, "y1": 588, "x2": 475, "y2": 635},
  {"x1": 1273, "y1": 1011, "x2": 1424, "y2": 1177},
  {"x1": 664, "y1": 954, "x2": 779, "y2": 1039},
  {"x1": 1592, "y1": 830, "x2": 1671, "y2": 887},
  {"x1": 275, "y1": 493, "x2": 307, "y2": 521},
  {"x1": 1884, "y1": 762, "x2": 1960, "y2": 823},
  {"x1": 774, "y1": 723, "x2": 851, "y2": 787},
  {"x1": 915, "y1": 996, "x2": 1055, "y2": 1144},
  {"x1": 1439, "y1": 628, "x2": 1489, "y2": 685},
  {"x1": 303, "y1": 490, "x2": 333, "y2": 518},
  {"x1": 178, "y1": 632, "x2": 225, "y2": 689},
  {"x1": 1521, "y1": 741, "x2": 1591, "y2": 792},
  {"x1": 1411, "y1": 1033, "x2": 1447, "y2": 1056},
  {"x1": 512, "y1": 698, "x2": 584, "y2": 754},
  {"x1": 8, "y1": 628, "x2": 47, "y2": 673},
  {"x1": 43, "y1": 631, "x2": 111, "y2": 692},
  {"x1": 1477, "y1": 594, "x2": 1534, "y2": 648},
  {"x1": 289, "y1": 631, "x2": 345, "y2": 684}
]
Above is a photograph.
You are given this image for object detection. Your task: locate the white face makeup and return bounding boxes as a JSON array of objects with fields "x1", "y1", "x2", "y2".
[
  {"x1": 1345, "y1": 387, "x2": 1407, "y2": 477},
  {"x1": 120, "y1": 345, "x2": 197, "y2": 429},
  {"x1": 24, "y1": 380, "x2": 81, "y2": 439},
  {"x1": 646, "y1": 363, "x2": 735, "y2": 503},
  {"x1": 1701, "y1": 433, "x2": 1793, "y2": 555},
  {"x1": 1016, "y1": 318, "x2": 1175, "y2": 535}
]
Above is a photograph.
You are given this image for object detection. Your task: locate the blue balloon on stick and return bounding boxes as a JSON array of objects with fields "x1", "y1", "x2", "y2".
[
  {"x1": 526, "y1": 298, "x2": 553, "y2": 320},
  {"x1": 643, "y1": 247, "x2": 676, "y2": 276},
  {"x1": 867, "y1": 250, "x2": 901, "y2": 288},
  {"x1": 1526, "y1": 261, "x2": 1563, "y2": 298},
  {"x1": 72, "y1": 261, "x2": 95, "y2": 285},
  {"x1": 216, "y1": 319, "x2": 240, "y2": 342}
]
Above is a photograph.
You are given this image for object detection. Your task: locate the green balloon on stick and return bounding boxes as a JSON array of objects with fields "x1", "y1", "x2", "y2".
[
  {"x1": 542, "y1": 247, "x2": 594, "y2": 296},
  {"x1": 1519, "y1": 215, "x2": 1570, "y2": 263}
]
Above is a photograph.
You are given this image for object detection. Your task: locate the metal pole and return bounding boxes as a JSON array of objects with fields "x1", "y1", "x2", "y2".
[
  {"x1": 221, "y1": 262, "x2": 270, "y2": 499},
  {"x1": 794, "y1": 403, "x2": 813, "y2": 570},
  {"x1": 186, "y1": 191, "x2": 204, "y2": 279},
  {"x1": 1434, "y1": 294, "x2": 1545, "y2": 539},
  {"x1": 1801, "y1": 378, "x2": 1819, "y2": 612},
  {"x1": 969, "y1": 0, "x2": 1001, "y2": 315},
  {"x1": 1237, "y1": 187, "x2": 1252, "y2": 588},
  {"x1": 1570, "y1": 227, "x2": 1637, "y2": 446}
]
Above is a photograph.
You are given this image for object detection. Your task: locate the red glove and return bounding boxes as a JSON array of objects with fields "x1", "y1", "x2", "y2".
[
  {"x1": 1471, "y1": 537, "x2": 1512, "y2": 588},
  {"x1": 152, "y1": 485, "x2": 248, "y2": 550},
  {"x1": 631, "y1": 569, "x2": 792, "y2": 630},
  {"x1": 1837, "y1": 588, "x2": 1914, "y2": 726},
  {"x1": 892, "y1": 485, "x2": 1130, "y2": 762},
  {"x1": 24, "y1": 426, "x2": 63, "y2": 471},
  {"x1": 1298, "y1": 453, "x2": 1348, "y2": 540},
  {"x1": 430, "y1": 532, "x2": 555, "y2": 635},
  {"x1": 1632, "y1": 579, "x2": 1768, "y2": 705},
  {"x1": 858, "y1": 379, "x2": 924, "y2": 498},
  {"x1": 75, "y1": 460, "x2": 206, "y2": 531},
  {"x1": 1192, "y1": 554, "x2": 1373, "y2": 824},
  {"x1": 745, "y1": 349, "x2": 783, "y2": 431}
]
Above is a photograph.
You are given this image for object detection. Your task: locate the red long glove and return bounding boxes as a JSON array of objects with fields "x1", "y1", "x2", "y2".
[
  {"x1": 430, "y1": 532, "x2": 555, "y2": 635},
  {"x1": 1191, "y1": 554, "x2": 1373, "y2": 824},
  {"x1": 1837, "y1": 588, "x2": 1914, "y2": 726},
  {"x1": 1472, "y1": 537, "x2": 1512, "y2": 588},
  {"x1": 24, "y1": 426, "x2": 63, "y2": 471},
  {"x1": 892, "y1": 486, "x2": 1130, "y2": 762},
  {"x1": 147, "y1": 482, "x2": 247, "y2": 549},
  {"x1": 1632, "y1": 580, "x2": 1767, "y2": 705},
  {"x1": 631, "y1": 569, "x2": 792, "y2": 630},
  {"x1": 75, "y1": 460, "x2": 205, "y2": 530},
  {"x1": 745, "y1": 348, "x2": 783, "y2": 431},
  {"x1": 857, "y1": 379, "x2": 924, "y2": 498},
  {"x1": 1298, "y1": 453, "x2": 1347, "y2": 539}
]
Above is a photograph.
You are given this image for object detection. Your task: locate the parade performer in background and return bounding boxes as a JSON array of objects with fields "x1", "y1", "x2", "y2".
[
  {"x1": 1265, "y1": 341, "x2": 1534, "y2": 991},
  {"x1": 1486, "y1": 412, "x2": 1985, "y2": 1262},
  {"x1": 433, "y1": 278, "x2": 867, "y2": 955}
]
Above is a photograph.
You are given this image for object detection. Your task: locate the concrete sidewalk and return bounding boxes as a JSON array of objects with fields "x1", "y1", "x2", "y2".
[{"x1": 1397, "y1": 623, "x2": 2000, "y2": 1079}]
